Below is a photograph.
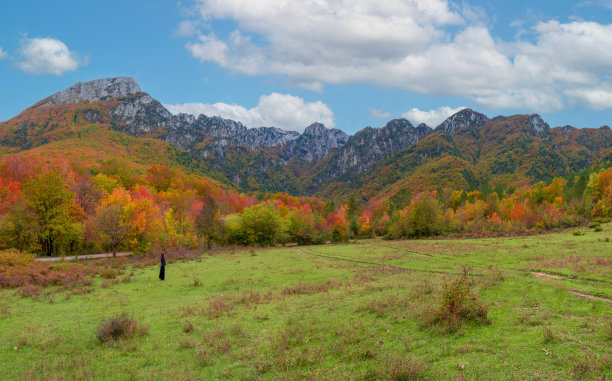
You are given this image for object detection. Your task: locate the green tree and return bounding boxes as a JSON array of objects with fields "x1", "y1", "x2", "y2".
[
  {"x1": 23, "y1": 171, "x2": 76, "y2": 256},
  {"x1": 405, "y1": 195, "x2": 441, "y2": 238},
  {"x1": 239, "y1": 203, "x2": 281, "y2": 246},
  {"x1": 0, "y1": 199, "x2": 35, "y2": 252}
]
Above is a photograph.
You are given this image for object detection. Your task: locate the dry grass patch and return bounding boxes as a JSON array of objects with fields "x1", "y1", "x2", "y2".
[
  {"x1": 95, "y1": 312, "x2": 148, "y2": 343},
  {"x1": 281, "y1": 279, "x2": 343, "y2": 296}
]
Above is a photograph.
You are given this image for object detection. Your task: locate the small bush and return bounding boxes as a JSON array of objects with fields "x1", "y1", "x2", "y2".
[
  {"x1": 17, "y1": 284, "x2": 43, "y2": 298},
  {"x1": 588, "y1": 222, "x2": 601, "y2": 229},
  {"x1": 594, "y1": 226, "x2": 603, "y2": 232},
  {"x1": 192, "y1": 278, "x2": 203, "y2": 287},
  {"x1": 95, "y1": 313, "x2": 148, "y2": 343},
  {"x1": 100, "y1": 268, "x2": 119, "y2": 279},
  {"x1": 573, "y1": 230, "x2": 585, "y2": 236},
  {"x1": 430, "y1": 270, "x2": 490, "y2": 332}
]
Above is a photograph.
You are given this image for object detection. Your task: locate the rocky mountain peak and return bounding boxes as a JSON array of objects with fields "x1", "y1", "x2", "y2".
[
  {"x1": 435, "y1": 108, "x2": 489, "y2": 135},
  {"x1": 286, "y1": 123, "x2": 349, "y2": 162},
  {"x1": 38, "y1": 77, "x2": 142, "y2": 107},
  {"x1": 415, "y1": 123, "x2": 432, "y2": 138},
  {"x1": 526, "y1": 114, "x2": 549, "y2": 135},
  {"x1": 384, "y1": 118, "x2": 413, "y2": 130},
  {"x1": 303, "y1": 122, "x2": 329, "y2": 136}
]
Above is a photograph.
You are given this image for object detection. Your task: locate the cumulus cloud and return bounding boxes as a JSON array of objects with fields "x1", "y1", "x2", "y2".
[
  {"x1": 370, "y1": 108, "x2": 392, "y2": 119},
  {"x1": 165, "y1": 93, "x2": 334, "y2": 132},
  {"x1": 181, "y1": 0, "x2": 612, "y2": 112},
  {"x1": 0, "y1": 47, "x2": 7, "y2": 59},
  {"x1": 402, "y1": 106, "x2": 466, "y2": 127},
  {"x1": 16, "y1": 37, "x2": 84, "y2": 75}
]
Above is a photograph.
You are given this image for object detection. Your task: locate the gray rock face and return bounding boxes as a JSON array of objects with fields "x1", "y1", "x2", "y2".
[
  {"x1": 435, "y1": 108, "x2": 489, "y2": 135},
  {"x1": 111, "y1": 94, "x2": 175, "y2": 133},
  {"x1": 416, "y1": 123, "x2": 432, "y2": 138},
  {"x1": 285, "y1": 122, "x2": 349, "y2": 162},
  {"x1": 526, "y1": 114, "x2": 550, "y2": 135},
  {"x1": 312, "y1": 118, "x2": 431, "y2": 185},
  {"x1": 189, "y1": 116, "x2": 299, "y2": 150},
  {"x1": 39, "y1": 77, "x2": 141, "y2": 106}
]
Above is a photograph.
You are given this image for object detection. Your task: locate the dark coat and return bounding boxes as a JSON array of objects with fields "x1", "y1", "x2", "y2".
[{"x1": 159, "y1": 257, "x2": 166, "y2": 280}]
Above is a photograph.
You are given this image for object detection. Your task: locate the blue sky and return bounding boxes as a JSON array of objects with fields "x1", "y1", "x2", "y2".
[{"x1": 1, "y1": 0, "x2": 611, "y2": 133}]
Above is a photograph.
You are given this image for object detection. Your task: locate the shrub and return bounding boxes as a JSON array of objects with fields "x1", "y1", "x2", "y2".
[
  {"x1": 431, "y1": 270, "x2": 490, "y2": 332},
  {"x1": 95, "y1": 313, "x2": 148, "y2": 343},
  {"x1": 17, "y1": 284, "x2": 43, "y2": 298},
  {"x1": 573, "y1": 230, "x2": 585, "y2": 236},
  {"x1": 100, "y1": 268, "x2": 119, "y2": 279},
  {"x1": 0, "y1": 250, "x2": 34, "y2": 266},
  {"x1": 588, "y1": 222, "x2": 601, "y2": 229}
]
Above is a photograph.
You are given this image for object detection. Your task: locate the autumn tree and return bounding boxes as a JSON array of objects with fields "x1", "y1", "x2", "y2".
[
  {"x1": 195, "y1": 196, "x2": 222, "y2": 248},
  {"x1": 95, "y1": 204, "x2": 129, "y2": 256}
]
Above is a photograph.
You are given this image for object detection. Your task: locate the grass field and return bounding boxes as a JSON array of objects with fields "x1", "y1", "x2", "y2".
[{"x1": 1, "y1": 224, "x2": 611, "y2": 380}]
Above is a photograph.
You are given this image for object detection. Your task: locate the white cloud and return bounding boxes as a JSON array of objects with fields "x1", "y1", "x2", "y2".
[
  {"x1": 566, "y1": 88, "x2": 612, "y2": 110},
  {"x1": 165, "y1": 93, "x2": 334, "y2": 132},
  {"x1": 16, "y1": 37, "x2": 84, "y2": 75},
  {"x1": 370, "y1": 108, "x2": 392, "y2": 119},
  {"x1": 181, "y1": 0, "x2": 612, "y2": 112},
  {"x1": 402, "y1": 106, "x2": 466, "y2": 127},
  {"x1": 0, "y1": 47, "x2": 7, "y2": 59},
  {"x1": 175, "y1": 20, "x2": 200, "y2": 37}
]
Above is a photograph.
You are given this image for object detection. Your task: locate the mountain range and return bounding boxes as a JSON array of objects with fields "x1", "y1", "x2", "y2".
[{"x1": 1, "y1": 77, "x2": 610, "y2": 201}]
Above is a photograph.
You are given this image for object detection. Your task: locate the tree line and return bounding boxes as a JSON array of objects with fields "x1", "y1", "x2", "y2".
[{"x1": 0, "y1": 156, "x2": 610, "y2": 256}]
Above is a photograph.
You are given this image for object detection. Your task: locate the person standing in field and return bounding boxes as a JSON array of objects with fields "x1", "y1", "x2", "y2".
[{"x1": 159, "y1": 253, "x2": 166, "y2": 281}]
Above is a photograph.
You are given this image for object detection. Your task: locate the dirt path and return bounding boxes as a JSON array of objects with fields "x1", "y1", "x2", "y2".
[
  {"x1": 35, "y1": 252, "x2": 132, "y2": 262},
  {"x1": 531, "y1": 271, "x2": 611, "y2": 303}
]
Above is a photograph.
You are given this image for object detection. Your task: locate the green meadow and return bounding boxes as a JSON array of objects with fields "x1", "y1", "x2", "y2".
[{"x1": 1, "y1": 224, "x2": 611, "y2": 380}]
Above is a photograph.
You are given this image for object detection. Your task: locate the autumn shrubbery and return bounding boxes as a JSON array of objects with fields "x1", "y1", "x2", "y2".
[
  {"x1": 0, "y1": 247, "x2": 206, "y2": 295},
  {"x1": 0, "y1": 249, "x2": 34, "y2": 266}
]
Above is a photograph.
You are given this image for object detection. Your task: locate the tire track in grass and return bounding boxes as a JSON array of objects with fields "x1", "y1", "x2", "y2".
[
  {"x1": 296, "y1": 248, "x2": 481, "y2": 277},
  {"x1": 380, "y1": 242, "x2": 612, "y2": 287},
  {"x1": 299, "y1": 246, "x2": 611, "y2": 302}
]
